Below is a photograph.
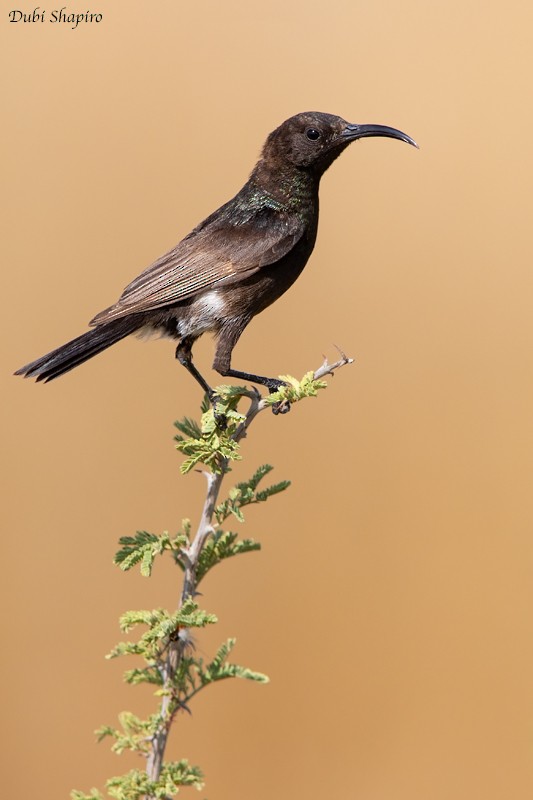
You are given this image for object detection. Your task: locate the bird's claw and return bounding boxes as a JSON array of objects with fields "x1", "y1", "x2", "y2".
[
  {"x1": 214, "y1": 410, "x2": 228, "y2": 429},
  {"x1": 271, "y1": 398, "x2": 291, "y2": 415},
  {"x1": 266, "y1": 378, "x2": 290, "y2": 416}
]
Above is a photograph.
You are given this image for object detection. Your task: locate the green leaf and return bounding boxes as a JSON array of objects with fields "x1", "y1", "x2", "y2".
[
  {"x1": 247, "y1": 463, "x2": 275, "y2": 489},
  {"x1": 255, "y1": 480, "x2": 291, "y2": 501},
  {"x1": 195, "y1": 638, "x2": 269, "y2": 689},
  {"x1": 106, "y1": 641, "x2": 146, "y2": 660},
  {"x1": 196, "y1": 530, "x2": 261, "y2": 582},
  {"x1": 140, "y1": 547, "x2": 155, "y2": 577},
  {"x1": 114, "y1": 531, "x2": 188, "y2": 576},
  {"x1": 95, "y1": 724, "x2": 118, "y2": 743},
  {"x1": 214, "y1": 464, "x2": 290, "y2": 525},
  {"x1": 114, "y1": 531, "x2": 158, "y2": 569},
  {"x1": 173, "y1": 416, "x2": 202, "y2": 442},
  {"x1": 123, "y1": 666, "x2": 163, "y2": 686}
]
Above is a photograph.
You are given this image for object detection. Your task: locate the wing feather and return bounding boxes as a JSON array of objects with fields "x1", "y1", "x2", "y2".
[{"x1": 91, "y1": 208, "x2": 303, "y2": 325}]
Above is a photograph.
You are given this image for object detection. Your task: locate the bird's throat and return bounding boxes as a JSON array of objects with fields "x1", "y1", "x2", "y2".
[{"x1": 250, "y1": 163, "x2": 319, "y2": 213}]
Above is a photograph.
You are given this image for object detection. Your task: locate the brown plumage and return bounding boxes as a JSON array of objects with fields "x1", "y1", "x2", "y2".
[{"x1": 15, "y1": 112, "x2": 417, "y2": 410}]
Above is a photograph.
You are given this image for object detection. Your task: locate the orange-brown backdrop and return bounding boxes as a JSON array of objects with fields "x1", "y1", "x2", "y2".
[{"x1": 3, "y1": 1, "x2": 533, "y2": 798}]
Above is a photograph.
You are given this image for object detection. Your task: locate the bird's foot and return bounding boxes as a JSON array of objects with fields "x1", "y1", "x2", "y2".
[{"x1": 266, "y1": 378, "x2": 291, "y2": 416}]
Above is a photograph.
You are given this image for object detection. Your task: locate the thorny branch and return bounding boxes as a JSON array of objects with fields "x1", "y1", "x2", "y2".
[{"x1": 145, "y1": 353, "x2": 352, "y2": 792}]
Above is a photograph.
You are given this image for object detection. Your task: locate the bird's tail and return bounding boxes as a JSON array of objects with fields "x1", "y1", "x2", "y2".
[{"x1": 15, "y1": 317, "x2": 142, "y2": 382}]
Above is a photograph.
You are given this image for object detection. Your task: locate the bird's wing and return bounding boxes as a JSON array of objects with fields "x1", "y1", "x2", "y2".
[{"x1": 90, "y1": 211, "x2": 304, "y2": 325}]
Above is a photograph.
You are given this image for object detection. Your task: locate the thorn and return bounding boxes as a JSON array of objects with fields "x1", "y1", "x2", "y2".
[
  {"x1": 332, "y1": 343, "x2": 348, "y2": 361},
  {"x1": 194, "y1": 469, "x2": 212, "y2": 483},
  {"x1": 333, "y1": 343, "x2": 354, "y2": 366}
]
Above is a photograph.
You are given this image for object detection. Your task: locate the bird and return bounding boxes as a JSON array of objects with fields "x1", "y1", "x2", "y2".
[{"x1": 15, "y1": 112, "x2": 417, "y2": 412}]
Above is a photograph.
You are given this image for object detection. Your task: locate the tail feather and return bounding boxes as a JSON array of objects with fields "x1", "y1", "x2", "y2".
[{"x1": 15, "y1": 317, "x2": 141, "y2": 382}]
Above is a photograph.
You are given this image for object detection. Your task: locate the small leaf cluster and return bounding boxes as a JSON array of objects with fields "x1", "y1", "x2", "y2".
[
  {"x1": 114, "y1": 530, "x2": 189, "y2": 577},
  {"x1": 197, "y1": 637, "x2": 268, "y2": 686},
  {"x1": 265, "y1": 371, "x2": 328, "y2": 408},
  {"x1": 174, "y1": 374, "x2": 328, "y2": 474},
  {"x1": 182, "y1": 464, "x2": 290, "y2": 583},
  {"x1": 192, "y1": 530, "x2": 261, "y2": 584},
  {"x1": 71, "y1": 759, "x2": 203, "y2": 800},
  {"x1": 214, "y1": 463, "x2": 290, "y2": 524},
  {"x1": 106, "y1": 600, "x2": 217, "y2": 665},
  {"x1": 174, "y1": 386, "x2": 250, "y2": 474}
]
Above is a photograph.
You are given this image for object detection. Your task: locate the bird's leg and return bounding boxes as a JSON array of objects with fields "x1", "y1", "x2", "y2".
[
  {"x1": 176, "y1": 337, "x2": 231, "y2": 427},
  {"x1": 176, "y1": 337, "x2": 215, "y2": 400},
  {"x1": 213, "y1": 324, "x2": 290, "y2": 415}
]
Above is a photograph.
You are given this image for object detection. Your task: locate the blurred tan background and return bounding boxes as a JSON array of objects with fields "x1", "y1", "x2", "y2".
[{"x1": 3, "y1": 1, "x2": 533, "y2": 797}]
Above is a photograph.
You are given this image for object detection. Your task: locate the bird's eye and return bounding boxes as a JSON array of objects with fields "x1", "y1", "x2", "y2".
[{"x1": 306, "y1": 128, "x2": 321, "y2": 141}]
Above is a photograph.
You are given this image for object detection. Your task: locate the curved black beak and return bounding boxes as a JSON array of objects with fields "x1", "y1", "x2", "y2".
[{"x1": 342, "y1": 123, "x2": 418, "y2": 149}]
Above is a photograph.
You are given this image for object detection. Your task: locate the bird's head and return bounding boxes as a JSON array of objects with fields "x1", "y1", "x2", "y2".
[{"x1": 260, "y1": 111, "x2": 418, "y2": 176}]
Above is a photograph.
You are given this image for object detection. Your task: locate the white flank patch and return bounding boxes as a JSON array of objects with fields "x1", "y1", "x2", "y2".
[
  {"x1": 197, "y1": 290, "x2": 226, "y2": 316},
  {"x1": 177, "y1": 290, "x2": 228, "y2": 338}
]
